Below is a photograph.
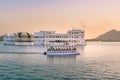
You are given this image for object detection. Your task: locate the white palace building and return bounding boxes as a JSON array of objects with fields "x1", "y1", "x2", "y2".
[{"x1": 3, "y1": 29, "x2": 85, "y2": 46}]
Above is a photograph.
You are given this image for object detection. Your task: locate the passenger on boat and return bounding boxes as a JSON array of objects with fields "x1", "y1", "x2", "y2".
[{"x1": 74, "y1": 48, "x2": 76, "y2": 50}]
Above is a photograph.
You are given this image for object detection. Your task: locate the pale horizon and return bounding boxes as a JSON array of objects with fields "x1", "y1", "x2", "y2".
[{"x1": 1, "y1": 0, "x2": 120, "y2": 39}]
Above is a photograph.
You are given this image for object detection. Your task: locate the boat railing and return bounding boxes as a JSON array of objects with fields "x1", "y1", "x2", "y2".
[{"x1": 47, "y1": 48, "x2": 76, "y2": 53}]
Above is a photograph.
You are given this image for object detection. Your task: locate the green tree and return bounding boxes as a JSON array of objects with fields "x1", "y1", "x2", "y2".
[
  {"x1": 0, "y1": 36, "x2": 3, "y2": 41},
  {"x1": 18, "y1": 32, "x2": 22, "y2": 38},
  {"x1": 26, "y1": 32, "x2": 31, "y2": 38}
]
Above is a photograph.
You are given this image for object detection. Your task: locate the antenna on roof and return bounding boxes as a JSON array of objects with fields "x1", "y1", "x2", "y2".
[
  {"x1": 72, "y1": 26, "x2": 76, "y2": 30},
  {"x1": 72, "y1": 27, "x2": 74, "y2": 30},
  {"x1": 79, "y1": 21, "x2": 87, "y2": 30}
]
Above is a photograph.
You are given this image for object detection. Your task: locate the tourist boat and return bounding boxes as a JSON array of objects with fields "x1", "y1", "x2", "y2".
[{"x1": 44, "y1": 45, "x2": 80, "y2": 56}]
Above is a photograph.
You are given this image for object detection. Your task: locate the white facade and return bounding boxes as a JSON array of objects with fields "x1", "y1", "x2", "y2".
[
  {"x1": 3, "y1": 32, "x2": 34, "y2": 46},
  {"x1": 34, "y1": 29, "x2": 85, "y2": 46},
  {"x1": 3, "y1": 33, "x2": 16, "y2": 45},
  {"x1": 3, "y1": 29, "x2": 85, "y2": 46}
]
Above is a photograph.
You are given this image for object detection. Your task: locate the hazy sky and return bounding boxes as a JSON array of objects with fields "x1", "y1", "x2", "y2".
[{"x1": 1, "y1": 0, "x2": 120, "y2": 38}]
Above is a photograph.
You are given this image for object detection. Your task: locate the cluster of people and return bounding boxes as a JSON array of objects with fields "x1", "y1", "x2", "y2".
[{"x1": 47, "y1": 47, "x2": 76, "y2": 52}]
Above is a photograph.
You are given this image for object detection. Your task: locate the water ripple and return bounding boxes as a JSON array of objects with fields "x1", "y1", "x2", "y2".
[{"x1": 0, "y1": 42, "x2": 120, "y2": 79}]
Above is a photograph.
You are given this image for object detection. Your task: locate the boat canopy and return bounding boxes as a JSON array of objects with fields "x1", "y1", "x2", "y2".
[{"x1": 47, "y1": 45, "x2": 76, "y2": 51}]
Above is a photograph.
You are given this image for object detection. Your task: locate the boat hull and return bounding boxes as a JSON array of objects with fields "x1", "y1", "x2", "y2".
[{"x1": 47, "y1": 52, "x2": 80, "y2": 56}]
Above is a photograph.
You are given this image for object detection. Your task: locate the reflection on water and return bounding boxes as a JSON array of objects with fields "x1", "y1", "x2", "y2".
[
  {"x1": 0, "y1": 44, "x2": 47, "y2": 54},
  {"x1": 47, "y1": 55, "x2": 76, "y2": 64},
  {"x1": 0, "y1": 42, "x2": 120, "y2": 80}
]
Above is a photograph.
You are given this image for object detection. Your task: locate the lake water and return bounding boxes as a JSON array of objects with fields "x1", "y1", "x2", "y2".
[{"x1": 0, "y1": 41, "x2": 120, "y2": 80}]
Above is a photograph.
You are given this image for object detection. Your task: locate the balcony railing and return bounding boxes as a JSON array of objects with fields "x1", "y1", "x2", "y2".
[{"x1": 15, "y1": 38, "x2": 34, "y2": 42}]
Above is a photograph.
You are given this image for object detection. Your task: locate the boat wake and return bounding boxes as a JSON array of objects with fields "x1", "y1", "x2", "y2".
[{"x1": 0, "y1": 51, "x2": 42, "y2": 54}]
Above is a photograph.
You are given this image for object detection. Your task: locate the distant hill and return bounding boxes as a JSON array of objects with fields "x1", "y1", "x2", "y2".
[{"x1": 94, "y1": 29, "x2": 120, "y2": 41}]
